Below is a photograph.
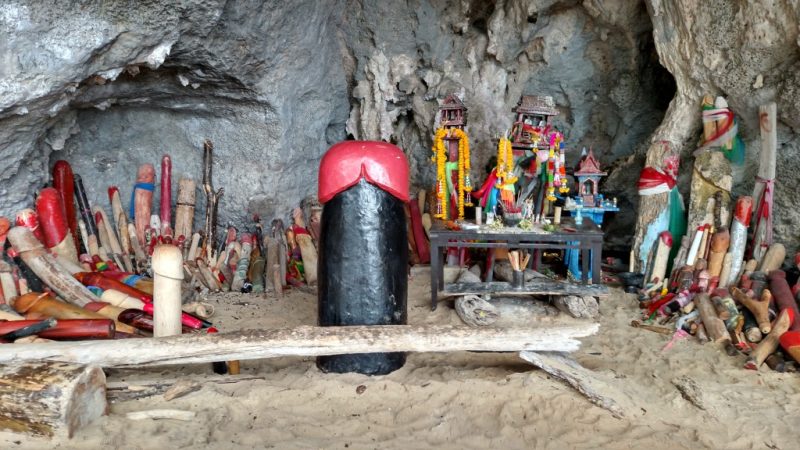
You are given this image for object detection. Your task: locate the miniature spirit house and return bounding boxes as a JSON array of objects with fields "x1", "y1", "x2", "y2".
[
  {"x1": 439, "y1": 94, "x2": 467, "y2": 160},
  {"x1": 510, "y1": 95, "x2": 559, "y2": 153},
  {"x1": 574, "y1": 148, "x2": 607, "y2": 208}
]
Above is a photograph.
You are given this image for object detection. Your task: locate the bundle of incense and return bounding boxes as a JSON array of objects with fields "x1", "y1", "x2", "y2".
[
  {"x1": 73, "y1": 174, "x2": 99, "y2": 251},
  {"x1": 160, "y1": 155, "x2": 173, "y2": 237},
  {"x1": 36, "y1": 188, "x2": 79, "y2": 264},
  {"x1": 131, "y1": 163, "x2": 156, "y2": 246},
  {"x1": 174, "y1": 177, "x2": 196, "y2": 243},
  {"x1": 507, "y1": 250, "x2": 529, "y2": 271},
  {"x1": 0, "y1": 318, "x2": 114, "y2": 340},
  {"x1": 52, "y1": 160, "x2": 80, "y2": 254}
]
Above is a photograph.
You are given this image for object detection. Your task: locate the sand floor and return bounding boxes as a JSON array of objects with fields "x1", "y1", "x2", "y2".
[{"x1": 3, "y1": 269, "x2": 800, "y2": 449}]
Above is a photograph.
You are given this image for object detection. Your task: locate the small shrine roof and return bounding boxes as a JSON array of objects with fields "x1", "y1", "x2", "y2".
[
  {"x1": 440, "y1": 94, "x2": 466, "y2": 111},
  {"x1": 513, "y1": 95, "x2": 559, "y2": 116},
  {"x1": 575, "y1": 149, "x2": 607, "y2": 176}
]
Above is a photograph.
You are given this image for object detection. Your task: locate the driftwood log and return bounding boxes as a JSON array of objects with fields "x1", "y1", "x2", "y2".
[
  {"x1": 0, "y1": 323, "x2": 598, "y2": 368},
  {"x1": 0, "y1": 362, "x2": 106, "y2": 437},
  {"x1": 520, "y1": 351, "x2": 639, "y2": 419}
]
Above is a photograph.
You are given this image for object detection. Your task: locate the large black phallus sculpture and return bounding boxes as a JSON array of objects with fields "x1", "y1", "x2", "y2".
[{"x1": 316, "y1": 141, "x2": 409, "y2": 375}]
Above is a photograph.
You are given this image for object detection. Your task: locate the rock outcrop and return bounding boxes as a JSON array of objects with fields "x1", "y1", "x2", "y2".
[{"x1": 1, "y1": 0, "x2": 798, "y2": 253}]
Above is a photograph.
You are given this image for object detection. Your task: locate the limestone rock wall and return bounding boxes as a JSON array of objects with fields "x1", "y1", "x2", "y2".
[
  {"x1": 1, "y1": 0, "x2": 798, "y2": 252},
  {"x1": 639, "y1": 0, "x2": 800, "y2": 253}
]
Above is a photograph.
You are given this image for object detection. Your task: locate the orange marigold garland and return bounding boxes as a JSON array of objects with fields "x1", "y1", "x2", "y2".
[
  {"x1": 432, "y1": 127, "x2": 472, "y2": 219},
  {"x1": 432, "y1": 128, "x2": 448, "y2": 219},
  {"x1": 495, "y1": 137, "x2": 517, "y2": 187}
]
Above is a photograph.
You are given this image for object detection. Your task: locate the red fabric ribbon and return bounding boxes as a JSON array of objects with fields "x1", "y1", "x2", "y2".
[
  {"x1": 753, "y1": 176, "x2": 774, "y2": 246},
  {"x1": 637, "y1": 167, "x2": 676, "y2": 195}
]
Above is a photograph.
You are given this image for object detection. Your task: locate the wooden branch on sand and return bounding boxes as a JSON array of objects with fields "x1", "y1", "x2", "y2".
[
  {"x1": 520, "y1": 351, "x2": 641, "y2": 419},
  {"x1": 0, "y1": 323, "x2": 598, "y2": 368}
]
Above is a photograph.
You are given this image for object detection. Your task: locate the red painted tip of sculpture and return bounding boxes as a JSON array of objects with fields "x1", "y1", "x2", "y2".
[
  {"x1": 780, "y1": 330, "x2": 800, "y2": 351},
  {"x1": 659, "y1": 231, "x2": 673, "y2": 247},
  {"x1": 734, "y1": 196, "x2": 753, "y2": 226},
  {"x1": 108, "y1": 186, "x2": 119, "y2": 201},
  {"x1": 318, "y1": 141, "x2": 410, "y2": 204},
  {"x1": 35, "y1": 187, "x2": 70, "y2": 249},
  {"x1": 794, "y1": 252, "x2": 800, "y2": 267},
  {"x1": 15, "y1": 209, "x2": 45, "y2": 243},
  {"x1": 239, "y1": 233, "x2": 254, "y2": 245}
]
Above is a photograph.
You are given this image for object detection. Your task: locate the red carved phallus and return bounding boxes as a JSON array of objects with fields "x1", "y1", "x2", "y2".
[
  {"x1": 36, "y1": 188, "x2": 69, "y2": 249},
  {"x1": 734, "y1": 196, "x2": 753, "y2": 226},
  {"x1": 134, "y1": 163, "x2": 156, "y2": 246},
  {"x1": 52, "y1": 160, "x2": 80, "y2": 253},
  {"x1": 318, "y1": 141, "x2": 409, "y2": 204}
]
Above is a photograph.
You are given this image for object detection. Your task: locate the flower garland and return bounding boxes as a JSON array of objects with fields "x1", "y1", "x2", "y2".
[
  {"x1": 495, "y1": 137, "x2": 517, "y2": 187},
  {"x1": 431, "y1": 128, "x2": 448, "y2": 219},
  {"x1": 431, "y1": 127, "x2": 472, "y2": 219},
  {"x1": 452, "y1": 128, "x2": 473, "y2": 218}
]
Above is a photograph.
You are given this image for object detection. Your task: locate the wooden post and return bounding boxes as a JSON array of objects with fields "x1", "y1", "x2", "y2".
[
  {"x1": 0, "y1": 323, "x2": 599, "y2": 368},
  {"x1": 152, "y1": 244, "x2": 183, "y2": 337},
  {"x1": 202, "y1": 139, "x2": 223, "y2": 253},
  {"x1": 750, "y1": 102, "x2": 777, "y2": 262},
  {"x1": 174, "y1": 177, "x2": 196, "y2": 242},
  {"x1": 0, "y1": 362, "x2": 106, "y2": 438}
]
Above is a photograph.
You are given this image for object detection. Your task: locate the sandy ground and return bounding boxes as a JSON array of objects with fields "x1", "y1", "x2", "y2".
[{"x1": 4, "y1": 269, "x2": 800, "y2": 449}]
